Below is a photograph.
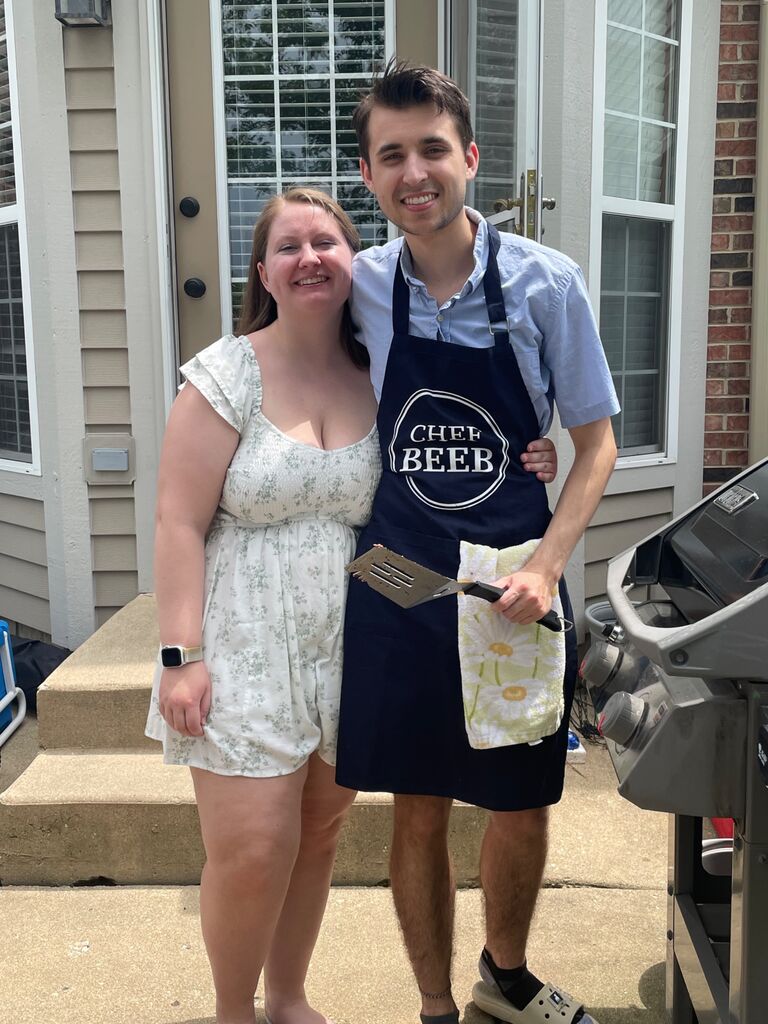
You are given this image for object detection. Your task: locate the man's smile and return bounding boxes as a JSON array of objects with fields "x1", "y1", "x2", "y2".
[{"x1": 401, "y1": 192, "x2": 439, "y2": 208}]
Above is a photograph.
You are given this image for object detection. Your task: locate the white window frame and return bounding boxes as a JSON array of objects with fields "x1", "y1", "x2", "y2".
[
  {"x1": 0, "y1": 0, "x2": 40, "y2": 475},
  {"x1": 589, "y1": 0, "x2": 692, "y2": 470},
  {"x1": 210, "y1": 0, "x2": 397, "y2": 335}
]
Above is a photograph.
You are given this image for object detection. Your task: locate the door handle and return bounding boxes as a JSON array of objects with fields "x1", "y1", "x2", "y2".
[
  {"x1": 183, "y1": 277, "x2": 207, "y2": 298},
  {"x1": 179, "y1": 196, "x2": 201, "y2": 218},
  {"x1": 542, "y1": 197, "x2": 557, "y2": 211}
]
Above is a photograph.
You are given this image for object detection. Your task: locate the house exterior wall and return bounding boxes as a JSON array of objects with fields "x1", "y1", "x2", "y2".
[
  {"x1": 0, "y1": 0, "x2": 733, "y2": 644},
  {"x1": 0, "y1": 1, "x2": 94, "y2": 646},
  {"x1": 64, "y1": 27, "x2": 140, "y2": 630},
  {"x1": 705, "y1": 0, "x2": 761, "y2": 494},
  {"x1": 0, "y1": 4, "x2": 167, "y2": 647}
]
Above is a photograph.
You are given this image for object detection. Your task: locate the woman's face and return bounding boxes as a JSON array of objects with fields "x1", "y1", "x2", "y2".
[{"x1": 257, "y1": 203, "x2": 354, "y2": 318}]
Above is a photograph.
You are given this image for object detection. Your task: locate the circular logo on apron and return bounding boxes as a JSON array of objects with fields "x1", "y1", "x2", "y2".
[{"x1": 388, "y1": 389, "x2": 510, "y2": 510}]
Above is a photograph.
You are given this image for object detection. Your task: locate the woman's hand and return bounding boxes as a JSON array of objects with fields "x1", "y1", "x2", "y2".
[
  {"x1": 521, "y1": 437, "x2": 557, "y2": 482},
  {"x1": 158, "y1": 662, "x2": 212, "y2": 737}
]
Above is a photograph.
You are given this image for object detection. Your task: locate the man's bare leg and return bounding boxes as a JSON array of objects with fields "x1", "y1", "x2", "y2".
[
  {"x1": 390, "y1": 795, "x2": 458, "y2": 1018},
  {"x1": 480, "y1": 806, "x2": 549, "y2": 968}
]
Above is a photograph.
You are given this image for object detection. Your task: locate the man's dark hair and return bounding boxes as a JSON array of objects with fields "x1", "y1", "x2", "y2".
[{"x1": 352, "y1": 58, "x2": 474, "y2": 165}]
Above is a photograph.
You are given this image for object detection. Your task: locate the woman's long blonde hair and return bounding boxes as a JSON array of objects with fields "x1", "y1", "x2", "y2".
[{"x1": 236, "y1": 187, "x2": 368, "y2": 368}]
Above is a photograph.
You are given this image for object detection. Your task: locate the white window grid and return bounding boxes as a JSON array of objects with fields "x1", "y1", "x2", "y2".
[
  {"x1": 211, "y1": 0, "x2": 394, "y2": 328},
  {"x1": 590, "y1": 0, "x2": 691, "y2": 467},
  {"x1": 0, "y1": 0, "x2": 39, "y2": 476},
  {"x1": 605, "y1": 16, "x2": 679, "y2": 205}
]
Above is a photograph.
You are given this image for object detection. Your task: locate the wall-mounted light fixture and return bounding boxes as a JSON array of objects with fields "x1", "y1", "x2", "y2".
[{"x1": 54, "y1": 0, "x2": 112, "y2": 27}]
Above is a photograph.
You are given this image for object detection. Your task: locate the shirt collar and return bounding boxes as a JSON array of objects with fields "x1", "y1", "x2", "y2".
[{"x1": 400, "y1": 207, "x2": 489, "y2": 298}]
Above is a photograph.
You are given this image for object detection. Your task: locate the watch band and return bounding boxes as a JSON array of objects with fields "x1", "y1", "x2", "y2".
[{"x1": 160, "y1": 644, "x2": 203, "y2": 668}]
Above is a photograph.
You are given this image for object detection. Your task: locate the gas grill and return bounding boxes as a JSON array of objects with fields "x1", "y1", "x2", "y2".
[{"x1": 580, "y1": 458, "x2": 768, "y2": 1024}]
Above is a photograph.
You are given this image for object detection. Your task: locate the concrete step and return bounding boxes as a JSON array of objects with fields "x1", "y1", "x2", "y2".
[
  {"x1": 0, "y1": 744, "x2": 667, "y2": 889},
  {"x1": 0, "y1": 750, "x2": 487, "y2": 886},
  {"x1": 37, "y1": 595, "x2": 158, "y2": 751}
]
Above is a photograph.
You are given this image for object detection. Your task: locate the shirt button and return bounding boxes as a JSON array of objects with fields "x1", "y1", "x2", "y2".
[{"x1": 437, "y1": 314, "x2": 444, "y2": 322}]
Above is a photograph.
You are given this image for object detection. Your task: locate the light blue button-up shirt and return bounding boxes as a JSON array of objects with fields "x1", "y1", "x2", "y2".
[{"x1": 349, "y1": 207, "x2": 620, "y2": 434}]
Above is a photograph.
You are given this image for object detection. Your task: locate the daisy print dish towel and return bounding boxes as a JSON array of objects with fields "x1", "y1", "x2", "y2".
[{"x1": 457, "y1": 539, "x2": 566, "y2": 749}]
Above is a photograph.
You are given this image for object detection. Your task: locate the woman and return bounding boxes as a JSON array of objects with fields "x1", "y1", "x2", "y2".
[{"x1": 145, "y1": 187, "x2": 557, "y2": 1024}]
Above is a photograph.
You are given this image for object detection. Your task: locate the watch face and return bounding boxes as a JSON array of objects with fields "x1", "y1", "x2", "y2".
[{"x1": 161, "y1": 647, "x2": 183, "y2": 668}]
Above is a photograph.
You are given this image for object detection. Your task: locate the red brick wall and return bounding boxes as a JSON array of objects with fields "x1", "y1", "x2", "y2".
[{"x1": 706, "y1": 1, "x2": 760, "y2": 495}]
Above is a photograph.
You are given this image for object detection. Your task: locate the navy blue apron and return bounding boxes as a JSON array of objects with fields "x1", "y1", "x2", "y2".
[{"x1": 336, "y1": 224, "x2": 577, "y2": 812}]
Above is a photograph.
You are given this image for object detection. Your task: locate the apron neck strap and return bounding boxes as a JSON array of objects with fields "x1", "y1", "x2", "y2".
[
  {"x1": 392, "y1": 250, "x2": 411, "y2": 336},
  {"x1": 391, "y1": 223, "x2": 510, "y2": 348},
  {"x1": 484, "y1": 224, "x2": 510, "y2": 349}
]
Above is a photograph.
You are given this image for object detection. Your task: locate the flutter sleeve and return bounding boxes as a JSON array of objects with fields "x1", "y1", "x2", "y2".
[{"x1": 178, "y1": 334, "x2": 255, "y2": 433}]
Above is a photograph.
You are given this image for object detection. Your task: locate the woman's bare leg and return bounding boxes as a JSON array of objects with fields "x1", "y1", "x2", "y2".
[
  {"x1": 191, "y1": 765, "x2": 308, "y2": 1024},
  {"x1": 264, "y1": 754, "x2": 357, "y2": 1024}
]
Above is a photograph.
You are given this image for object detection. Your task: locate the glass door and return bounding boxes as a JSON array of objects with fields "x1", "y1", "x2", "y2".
[
  {"x1": 213, "y1": 0, "x2": 391, "y2": 328},
  {"x1": 446, "y1": 0, "x2": 549, "y2": 240}
]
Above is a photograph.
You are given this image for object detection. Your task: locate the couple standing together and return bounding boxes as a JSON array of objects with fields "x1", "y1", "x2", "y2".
[{"x1": 146, "y1": 60, "x2": 618, "y2": 1024}]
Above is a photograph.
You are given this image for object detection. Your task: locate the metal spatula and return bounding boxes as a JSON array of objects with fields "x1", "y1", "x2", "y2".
[{"x1": 346, "y1": 545, "x2": 564, "y2": 632}]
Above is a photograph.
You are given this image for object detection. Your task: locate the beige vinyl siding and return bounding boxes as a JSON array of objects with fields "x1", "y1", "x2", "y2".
[
  {"x1": 0, "y1": 494, "x2": 50, "y2": 634},
  {"x1": 64, "y1": 29, "x2": 137, "y2": 626},
  {"x1": 584, "y1": 488, "x2": 674, "y2": 602}
]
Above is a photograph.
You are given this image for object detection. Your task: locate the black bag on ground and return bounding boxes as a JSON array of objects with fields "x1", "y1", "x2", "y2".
[{"x1": 10, "y1": 638, "x2": 71, "y2": 713}]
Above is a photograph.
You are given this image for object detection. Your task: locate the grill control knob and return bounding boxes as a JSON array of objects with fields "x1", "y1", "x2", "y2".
[
  {"x1": 579, "y1": 640, "x2": 622, "y2": 689},
  {"x1": 598, "y1": 691, "x2": 646, "y2": 746}
]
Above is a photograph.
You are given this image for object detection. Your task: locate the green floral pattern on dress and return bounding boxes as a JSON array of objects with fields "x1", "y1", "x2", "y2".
[
  {"x1": 145, "y1": 334, "x2": 382, "y2": 777},
  {"x1": 457, "y1": 538, "x2": 566, "y2": 749}
]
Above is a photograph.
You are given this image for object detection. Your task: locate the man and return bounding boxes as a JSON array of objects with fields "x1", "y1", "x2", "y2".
[{"x1": 336, "y1": 61, "x2": 618, "y2": 1024}]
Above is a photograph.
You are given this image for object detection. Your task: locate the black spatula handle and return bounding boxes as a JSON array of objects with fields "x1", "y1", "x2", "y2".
[{"x1": 462, "y1": 582, "x2": 563, "y2": 633}]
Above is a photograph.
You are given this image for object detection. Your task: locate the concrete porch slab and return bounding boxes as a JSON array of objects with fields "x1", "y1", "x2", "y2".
[{"x1": 0, "y1": 884, "x2": 667, "y2": 1024}]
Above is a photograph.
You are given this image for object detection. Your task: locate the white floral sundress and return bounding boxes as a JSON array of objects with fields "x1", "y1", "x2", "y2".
[{"x1": 145, "y1": 334, "x2": 382, "y2": 776}]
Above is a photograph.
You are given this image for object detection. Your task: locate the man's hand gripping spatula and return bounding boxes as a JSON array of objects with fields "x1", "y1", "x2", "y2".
[{"x1": 346, "y1": 545, "x2": 566, "y2": 632}]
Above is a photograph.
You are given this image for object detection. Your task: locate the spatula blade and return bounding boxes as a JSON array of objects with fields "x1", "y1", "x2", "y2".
[{"x1": 345, "y1": 546, "x2": 452, "y2": 608}]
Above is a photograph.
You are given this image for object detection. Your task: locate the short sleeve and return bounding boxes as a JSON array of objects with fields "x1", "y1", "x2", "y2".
[
  {"x1": 179, "y1": 335, "x2": 258, "y2": 433},
  {"x1": 542, "y1": 267, "x2": 621, "y2": 429}
]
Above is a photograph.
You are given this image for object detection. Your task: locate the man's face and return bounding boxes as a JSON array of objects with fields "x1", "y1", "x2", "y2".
[{"x1": 360, "y1": 103, "x2": 479, "y2": 238}]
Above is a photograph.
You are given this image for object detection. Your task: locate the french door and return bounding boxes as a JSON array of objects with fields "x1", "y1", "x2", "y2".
[{"x1": 164, "y1": 0, "x2": 551, "y2": 364}]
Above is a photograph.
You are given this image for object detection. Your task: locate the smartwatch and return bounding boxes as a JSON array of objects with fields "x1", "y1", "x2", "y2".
[{"x1": 160, "y1": 644, "x2": 203, "y2": 668}]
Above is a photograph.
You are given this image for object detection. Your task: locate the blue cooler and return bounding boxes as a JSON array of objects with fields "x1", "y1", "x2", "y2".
[{"x1": 0, "y1": 620, "x2": 26, "y2": 746}]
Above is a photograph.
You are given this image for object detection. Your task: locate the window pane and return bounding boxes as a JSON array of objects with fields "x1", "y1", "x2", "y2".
[
  {"x1": 626, "y1": 297, "x2": 661, "y2": 370},
  {"x1": 0, "y1": 223, "x2": 31, "y2": 461},
  {"x1": 0, "y1": 44, "x2": 13, "y2": 208},
  {"x1": 599, "y1": 294, "x2": 624, "y2": 367},
  {"x1": 601, "y1": 216, "x2": 626, "y2": 291},
  {"x1": 471, "y1": 0, "x2": 519, "y2": 216},
  {"x1": 334, "y1": 1, "x2": 385, "y2": 75},
  {"x1": 606, "y1": 26, "x2": 641, "y2": 115},
  {"x1": 337, "y1": 180, "x2": 388, "y2": 248},
  {"x1": 228, "y1": 183, "x2": 274, "y2": 282},
  {"x1": 622, "y1": 375, "x2": 660, "y2": 448},
  {"x1": 600, "y1": 215, "x2": 667, "y2": 454},
  {"x1": 279, "y1": 81, "x2": 332, "y2": 176},
  {"x1": 222, "y1": 3, "x2": 274, "y2": 75},
  {"x1": 226, "y1": 81, "x2": 277, "y2": 177},
  {"x1": 608, "y1": 0, "x2": 642, "y2": 29},
  {"x1": 603, "y1": 2, "x2": 679, "y2": 205},
  {"x1": 604, "y1": 114, "x2": 638, "y2": 199},
  {"x1": 645, "y1": 0, "x2": 678, "y2": 40},
  {"x1": 336, "y1": 80, "x2": 366, "y2": 174},
  {"x1": 643, "y1": 37, "x2": 676, "y2": 122},
  {"x1": 639, "y1": 122, "x2": 674, "y2": 202},
  {"x1": 277, "y1": 2, "x2": 330, "y2": 75},
  {"x1": 220, "y1": 0, "x2": 387, "y2": 317}
]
